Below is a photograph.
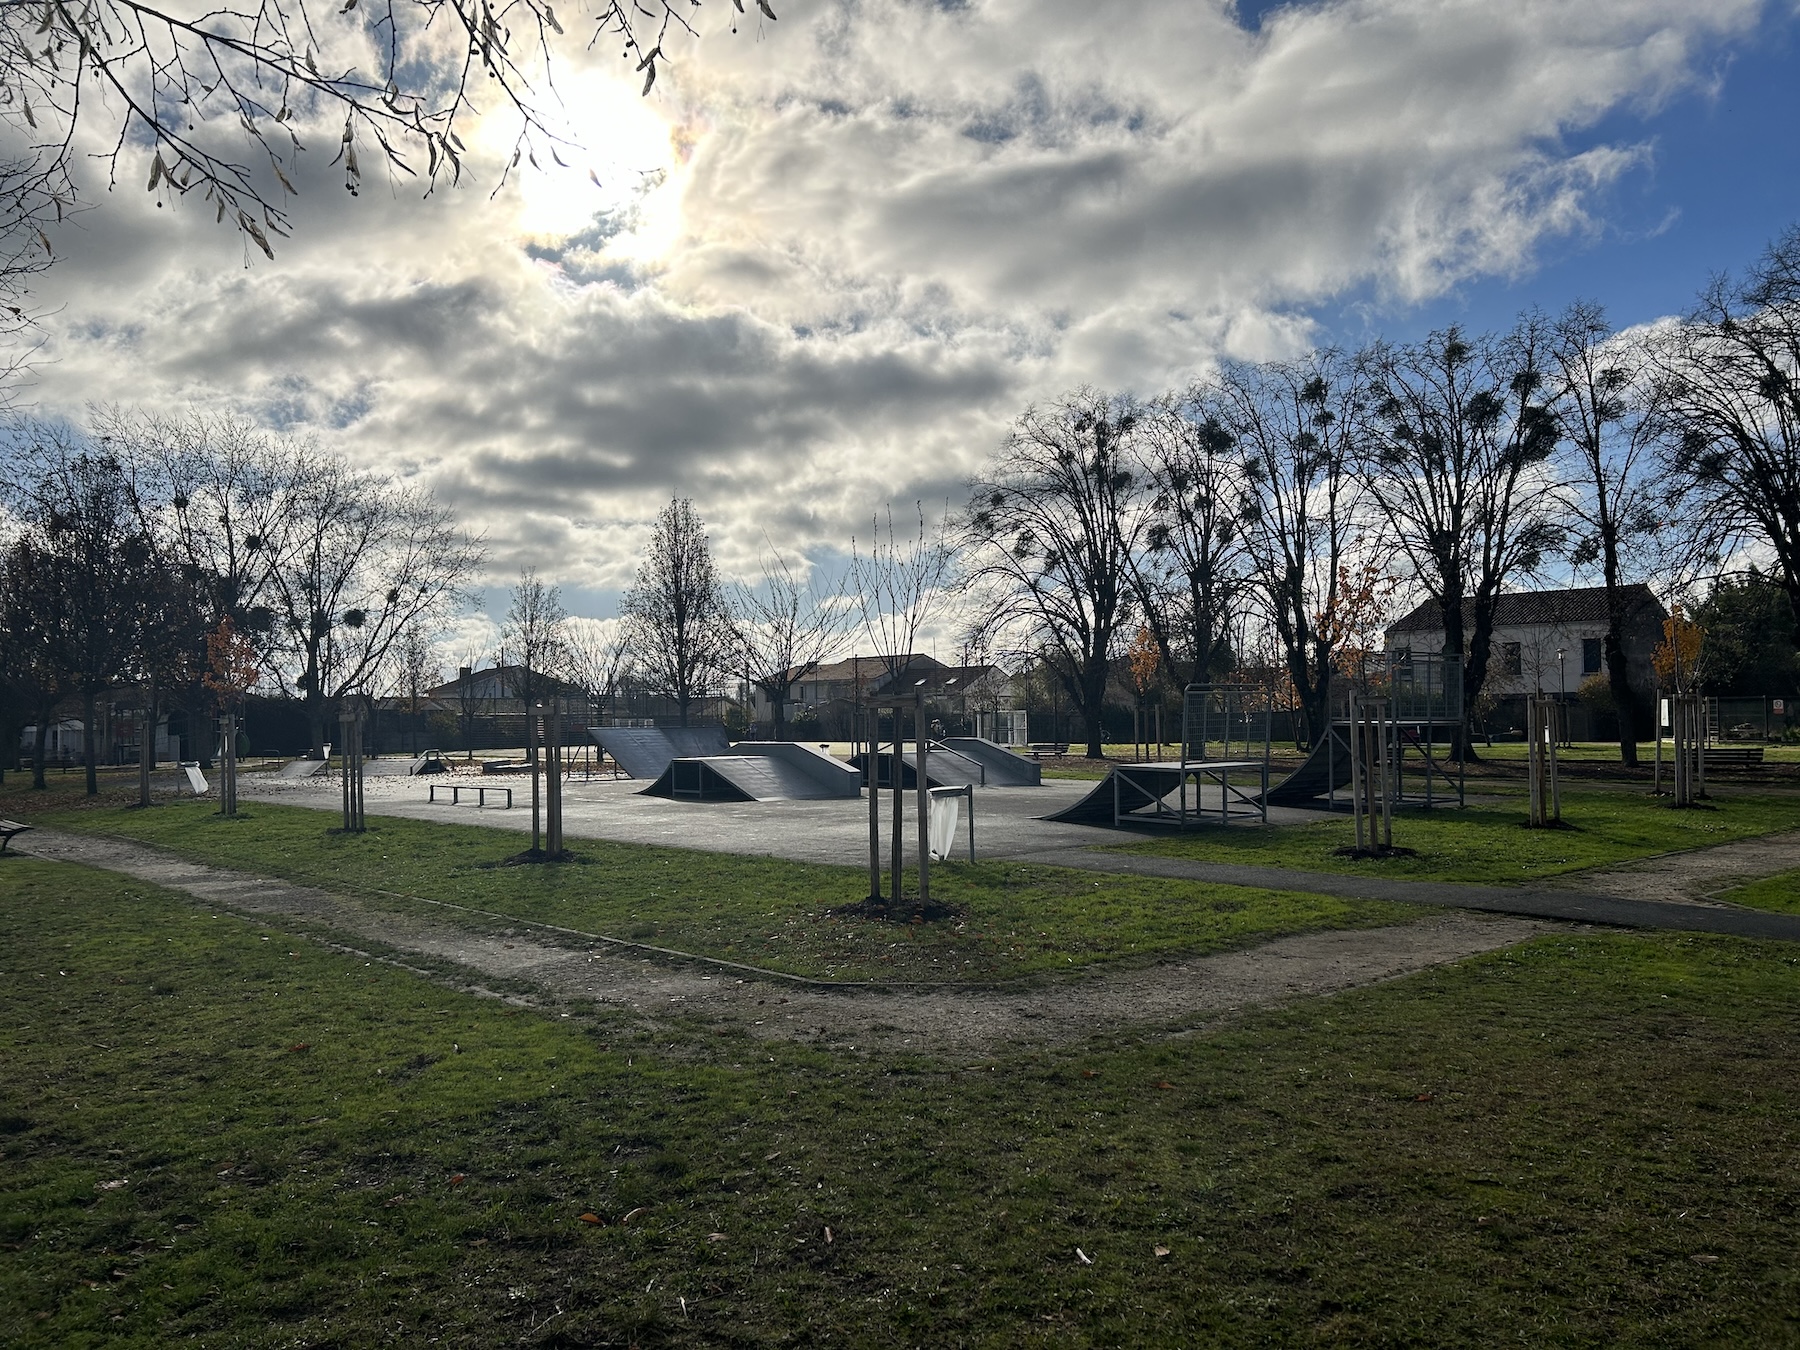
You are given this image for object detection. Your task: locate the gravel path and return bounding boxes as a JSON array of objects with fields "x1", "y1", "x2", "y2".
[
  {"x1": 17, "y1": 829, "x2": 1546, "y2": 1055},
  {"x1": 1551, "y1": 828, "x2": 1800, "y2": 906}
]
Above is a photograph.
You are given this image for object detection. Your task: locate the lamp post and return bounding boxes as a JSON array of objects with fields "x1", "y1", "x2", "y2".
[{"x1": 1556, "y1": 648, "x2": 1568, "y2": 747}]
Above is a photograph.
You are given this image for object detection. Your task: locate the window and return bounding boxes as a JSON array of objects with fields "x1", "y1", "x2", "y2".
[
  {"x1": 1582, "y1": 638, "x2": 1603, "y2": 675},
  {"x1": 1502, "y1": 642, "x2": 1522, "y2": 677}
]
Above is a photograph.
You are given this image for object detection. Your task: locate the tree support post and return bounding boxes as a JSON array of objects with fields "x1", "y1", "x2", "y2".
[{"x1": 915, "y1": 691, "x2": 930, "y2": 907}]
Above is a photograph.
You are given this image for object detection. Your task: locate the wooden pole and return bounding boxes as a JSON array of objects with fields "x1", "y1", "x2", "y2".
[
  {"x1": 916, "y1": 694, "x2": 930, "y2": 906},
  {"x1": 867, "y1": 705, "x2": 882, "y2": 901}
]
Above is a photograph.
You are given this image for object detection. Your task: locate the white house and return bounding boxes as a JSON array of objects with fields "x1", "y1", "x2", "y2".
[{"x1": 1386, "y1": 584, "x2": 1667, "y2": 722}]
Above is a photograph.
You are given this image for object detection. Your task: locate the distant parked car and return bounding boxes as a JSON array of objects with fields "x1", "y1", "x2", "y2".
[{"x1": 1726, "y1": 722, "x2": 1765, "y2": 742}]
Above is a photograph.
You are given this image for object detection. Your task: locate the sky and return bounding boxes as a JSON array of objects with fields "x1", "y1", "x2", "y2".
[{"x1": 12, "y1": 0, "x2": 1800, "y2": 664}]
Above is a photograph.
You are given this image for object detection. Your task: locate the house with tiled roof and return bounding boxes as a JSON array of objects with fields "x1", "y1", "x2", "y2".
[{"x1": 1386, "y1": 585, "x2": 1667, "y2": 724}]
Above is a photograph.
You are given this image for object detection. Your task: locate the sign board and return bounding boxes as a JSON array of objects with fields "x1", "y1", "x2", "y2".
[{"x1": 181, "y1": 763, "x2": 208, "y2": 795}]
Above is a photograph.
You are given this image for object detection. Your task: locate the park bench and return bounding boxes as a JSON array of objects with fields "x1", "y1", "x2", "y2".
[
  {"x1": 1027, "y1": 743, "x2": 1070, "y2": 758},
  {"x1": 0, "y1": 819, "x2": 33, "y2": 854},
  {"x1": 1702, "y1": 746, "x2": 1766, "y2": 769}
]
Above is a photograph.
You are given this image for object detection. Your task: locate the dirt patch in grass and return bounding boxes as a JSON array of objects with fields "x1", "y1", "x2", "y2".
[{"x1": 16, "y1": 829, "x2": 1537, "y2": 1054}]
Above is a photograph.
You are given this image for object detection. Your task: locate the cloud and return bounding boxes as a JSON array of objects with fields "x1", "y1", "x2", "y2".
[{"x1": 11, "y1": 0, "x2": 1775, "y2": 626}]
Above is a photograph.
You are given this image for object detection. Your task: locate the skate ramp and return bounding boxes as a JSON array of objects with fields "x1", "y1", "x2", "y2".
[
  {"x1": 1262, "y1": 728, "x2": 1353, "y2": 806},
  {"x1": 850, "y1": 743, "x2": 985, "y2": 789},
  {"x1": 938, "y1": 737, "x2": 1043, "y2": 787},
  {"x1": 640, "y1": 741, "x2": 861, "y2": 801},
  {"x1": 589, "y1": 726, "x2": 731, "y2": 780},
  {"x1": 1045, "y1": 764, "x2": 1184, "y2": 825},
  {"x1": 277, "y1": 758, "x2": 328, "y2": 780}
]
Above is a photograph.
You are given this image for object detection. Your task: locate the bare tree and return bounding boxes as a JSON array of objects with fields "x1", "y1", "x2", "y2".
[
  {"x1": 260, "y1": 444, "x2": 481, "y2": 754},
  {"x1": 963, "y1": 390, "x2": 1147, "y2": 759},
  {"x1": 733, "y1": 549, "x2": 848, "y2": 739},
  {"x1": 1652, "y1": 226, "x2": 1800, "y2": 649},
  {"x1": 851, "y1": 503, "x2": 955, "y2": 681},
  {"x1": 504, "y1": 566, "x2": 566, "y2": 761},
  {"x1": 1131, "y1": 388, "x2": 1248, "y2": 693},
  {"x1": 1360, "y1": 323, "x2": 1565, "y2": 749},
  {"x1": 562, "y1": 616, "x2": 628, "y2": 722},
  {"x1": 621, "y1": 497, "x2": 734, "y2": 728},
  {"x1": 1217, "y1": 353, "x2": 1368, "y2": 748},
  {"x1": 1547, "y1": 301, "x2": 1670, "y2": 764},
  {"x1": 0, "y1": 0, "x2": 768, "y2": 269}
]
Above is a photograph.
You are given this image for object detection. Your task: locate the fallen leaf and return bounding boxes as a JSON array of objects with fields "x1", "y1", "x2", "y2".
[
  {"x1": 1413, "y1": 1093, "x2": 1435, "y2": 1103},
  {"x1": 94, "y1": 1179, "x2": 129, "y2": 1191},
  {"x1": 578, "y1": 1213, "x2": 603, "y2": 1226},
  {"x1": 621, "y1": 1206, "x2": 650, "y2": 1225},
  {"x1": 764, "y1": 1151, "x2": 781, "y2": 1161},
  {"x1": 1154, "y1": 1245, "x2": 1170, "y2": 1258},
  {"x1": 1693, "y1": 1254, "x2": 1721, "y2": 1263},
  {"x1": 288, "y1": 1043, "x2": 311, "y2": 1054},
  {"x1": 1082, "y1": 1069, "x2": 1099, "y2": 1079},
  {"x1": 1075, "y1": 1247, "x2": 1093, "y2": 1265},
  {"x1": 824, "y1": 1226, "x2": 834, "y2": 1244},
  {"x1": 1154, "y1": 1081, "x2": 1174, "y2": 1091},
  {"x1": 448, "y1": 1174, "x2": 466, "y2": 1186},
  {"x1": 707, "y1": 1232, "x2": 727, "y2": 1242}
]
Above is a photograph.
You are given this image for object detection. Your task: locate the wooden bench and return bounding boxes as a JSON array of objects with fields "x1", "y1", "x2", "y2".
[
  {"x1": 1702, "y1": 746, "x2": 1766, "y2": 768},
  {"x1": 1027, "y1": 743, "x2": 1070, "y2": 758},
  {"x1": 0, "y1": 819, "x2": 33, "y2": 854}
]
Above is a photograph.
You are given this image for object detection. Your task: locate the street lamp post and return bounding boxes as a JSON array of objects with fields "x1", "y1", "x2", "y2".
[{"x1": 1556, "y1": 648, "x2": 1568, "y2": 747}]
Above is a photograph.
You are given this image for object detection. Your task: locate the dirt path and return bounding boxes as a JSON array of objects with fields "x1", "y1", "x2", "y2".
[
  {"x1": 1556, "y1": 828, "x2": 1800, "y2": 906},
  {"x1": 18, "y1": 829, "x2": 1546, "y2": 1055}
]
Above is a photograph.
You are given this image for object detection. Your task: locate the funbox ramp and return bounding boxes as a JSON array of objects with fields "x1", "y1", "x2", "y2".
[
  {"x1": 639, "y1": 740, "x2": 862, "y2": 802},
  {"x1": 849, "y1": 743, "x2": 987, "y2": 790},
  {"x1": 937, "y1": 736, "x2": 1043, "y2": 787},
  {"x1": 588, "y1": 725, "x2": 731, "y2": 780}
]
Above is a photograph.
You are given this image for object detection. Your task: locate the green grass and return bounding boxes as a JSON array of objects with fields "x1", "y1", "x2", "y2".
[
  {"x1": 42, "y1": 801, "x2": 1414, "y2": 983},
  {"x1": 1111, "y1": 787, "x2": 1800, "y2": 884},
  {"x1": 7, "y1": 859, "x2": 1800, "y2": 1345},
  {"x1": 1720, "y1": 868, "x2": 1800, "y2": 914}
]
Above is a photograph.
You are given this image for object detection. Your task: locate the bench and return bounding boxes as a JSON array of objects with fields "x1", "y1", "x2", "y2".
[
  {"x1": 0, "y1": 819, "x2": 32, "y2": 854},
  {"x1": 1027, "y1": 743, "x2": 1070, "y2": 758},
  {"x1": 427, "y1": 783, "x2": 513, "y2": 809},
  {"x1": 1702, "y1": 746, "x2": 1765, "y2": 768}
]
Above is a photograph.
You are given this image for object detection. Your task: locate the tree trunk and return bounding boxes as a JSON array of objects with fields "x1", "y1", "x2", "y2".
[
  {"x1": 1081, "y1": 662, "x2": 1108, "y2": 758},
  {"x1": 83, "y1": 689, "x2": 99, "y2": 795},
  {"x1": 32, "y1": 705, "x2": 49, "y2": 790},
  {"x1": 771, "y1": 695, "x2": 788, "y2": 741}
]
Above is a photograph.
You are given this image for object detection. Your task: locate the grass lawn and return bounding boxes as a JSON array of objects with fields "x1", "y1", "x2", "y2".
[
  {"x1": 39, "y1": 801, "x2": 1415, "y2": 983},
  {"x1": 6, "y1": 859, "x2": 1800, "y2": 1346},
  {"x1": 1110, "y1": 786, "x2": 1800, "y2": 885},
  {"x1": 1720, "y1": 868, "x2": 1800, "y2": 914}
]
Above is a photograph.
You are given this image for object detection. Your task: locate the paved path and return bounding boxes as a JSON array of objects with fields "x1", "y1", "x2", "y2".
[{"x1": 16, "y1": 828, "x2": 1547, "y2": 1054}]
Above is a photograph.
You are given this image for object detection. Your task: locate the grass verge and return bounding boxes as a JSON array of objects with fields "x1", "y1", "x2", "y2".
[
  {"x1": 5, "y1": 859, "x2": 1800, "y2": 1346},
  {"x1": 1719, "y1": 867, "x2": 1800, "y2": 914},
  {"x1": 41, "y1": 801, "x2": 1414, "y2": 983},
  {"x1": 1110, "y1": 787, "x2": 1800, "y2": 884}
]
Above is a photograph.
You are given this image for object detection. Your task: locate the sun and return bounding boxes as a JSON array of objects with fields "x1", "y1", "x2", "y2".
[{"x1": 494, "y1": 67, "x2": 686, "y2": 245}]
